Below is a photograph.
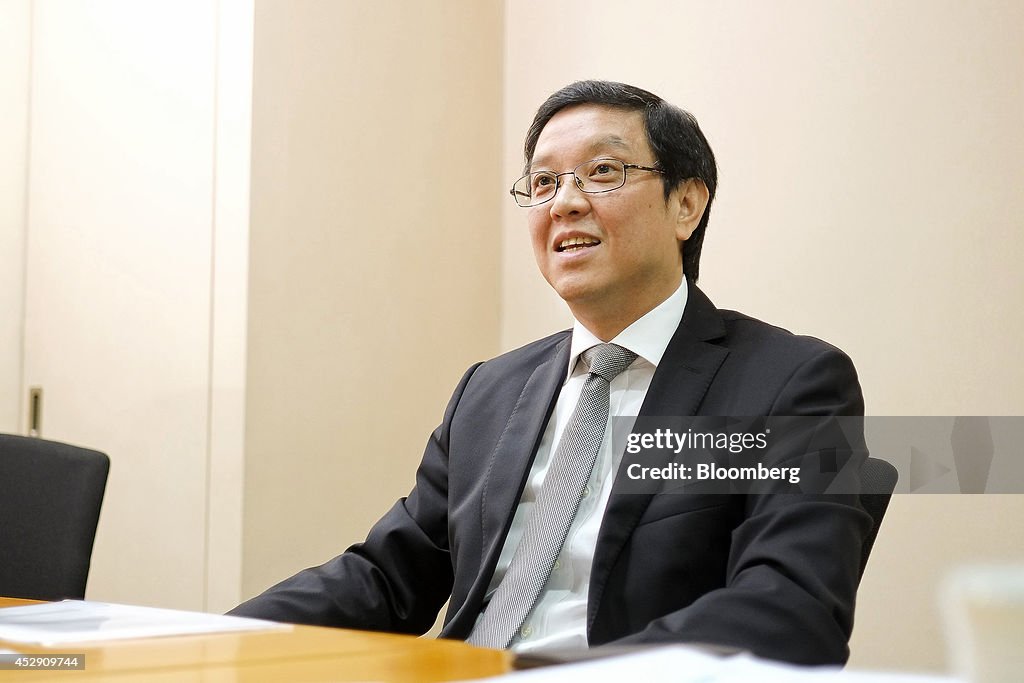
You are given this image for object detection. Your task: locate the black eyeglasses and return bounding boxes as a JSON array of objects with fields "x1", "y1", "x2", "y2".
[{"x1": 510, "y1": 158, "x2": 664, "y2": 207}]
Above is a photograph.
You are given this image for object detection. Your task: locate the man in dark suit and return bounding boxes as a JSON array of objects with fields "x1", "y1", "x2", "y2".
[{"x1": 230, "y1": 81, "x2": 871, "y2": 666}]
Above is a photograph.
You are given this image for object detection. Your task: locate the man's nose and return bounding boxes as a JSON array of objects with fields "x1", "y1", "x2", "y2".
[{"x1": 549, "y1": 172, "x2": 589, "y2": 216}]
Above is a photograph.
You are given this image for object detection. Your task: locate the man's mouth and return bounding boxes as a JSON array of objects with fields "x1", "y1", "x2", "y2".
[{"x1": 556, "y1": 236, "x2": 601, "y2": 252}]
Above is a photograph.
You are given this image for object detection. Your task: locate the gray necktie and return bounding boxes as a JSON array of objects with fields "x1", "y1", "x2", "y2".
[{"x1": 468, "y1": 343, "x2": 637, "y2": 649}]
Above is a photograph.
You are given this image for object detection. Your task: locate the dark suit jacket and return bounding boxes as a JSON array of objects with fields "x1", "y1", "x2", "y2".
[{"x1": 230, "y1": 283, "x2": 872, "y2": 666}]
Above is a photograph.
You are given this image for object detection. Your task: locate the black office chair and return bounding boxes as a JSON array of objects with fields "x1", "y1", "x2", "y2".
[
  {"x1": 0, "y1": 434, "x2": 110, "y2": 600},
  {"x1": 858, "y1": 456, "x2": 898, "y2": 577}
]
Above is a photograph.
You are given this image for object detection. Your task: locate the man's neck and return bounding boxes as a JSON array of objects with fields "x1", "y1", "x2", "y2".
[{"x1": 569, "y1": 278, "x2": 685, "y2": 342}]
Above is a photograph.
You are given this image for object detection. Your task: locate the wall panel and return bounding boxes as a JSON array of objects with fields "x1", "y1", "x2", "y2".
[{"x1": 23, "y1": 0, "x2": 218, "y2": 609}]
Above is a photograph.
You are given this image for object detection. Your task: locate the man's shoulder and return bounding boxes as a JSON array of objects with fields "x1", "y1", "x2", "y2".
[
  {"x1": 697, "y1": 305, "x2": 863, "y2": 414},
  {"x1": 473, "y1": 329, "x2": 572, "y2": 378},
  {"x1": 449, "y1": 331, "x2": 570, "y2": 411},
  {"x1": 686, "y1": 283, "x2": 852, "y2": 365},
  {"x1": 715, "y1": 308, "x2": 850, "y2": 361}
]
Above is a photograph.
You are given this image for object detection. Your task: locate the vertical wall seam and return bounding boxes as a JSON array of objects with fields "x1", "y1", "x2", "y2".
[
  {"x1": 18, "y1": 0, "x2": 37, "y2": 436},
  {"x1": 203, "y1": 0, "x2": 223, "y2": 612}
]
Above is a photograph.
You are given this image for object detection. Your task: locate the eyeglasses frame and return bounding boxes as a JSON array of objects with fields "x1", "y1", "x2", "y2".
[{"x1": 509, "y1": 157, "x2": 665, "y2": 208}]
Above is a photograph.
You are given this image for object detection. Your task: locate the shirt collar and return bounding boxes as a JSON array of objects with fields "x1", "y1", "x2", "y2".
[{"x1": 566, "y1": 279, "x2": 689, "y2": 381}]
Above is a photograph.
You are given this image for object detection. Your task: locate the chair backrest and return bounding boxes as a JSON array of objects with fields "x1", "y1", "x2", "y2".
[
  {"x1": 858, "y1": 456, "x2": 898, "y2": 577},
  {"x1": 0, "y1": 434, "x2": 110, "y2": 600}
]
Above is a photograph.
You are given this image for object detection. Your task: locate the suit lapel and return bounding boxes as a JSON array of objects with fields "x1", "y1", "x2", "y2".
[
  {"x1": 447, "y1": 334, "x2": 570, "y2": 633},
  {"x1": 478, "y1": 336, "x2": 570, "y2": 559},
  {"x1": 588, "y1": 283, "x2": 730, "y2": 632}
]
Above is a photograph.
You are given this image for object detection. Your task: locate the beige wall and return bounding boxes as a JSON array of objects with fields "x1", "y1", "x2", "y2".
[
  {"x1": 19, "y1": 0, "x2": 244, "y2": 611},
  {"x1": 242, "y1": 0, "x2": 503, "y2": 598},
  {"x1": 3, "y1": 1, "x2": 252, "y2": 612},
  {"x1": 0, "y1": 0, "x2": 30, "y2": 433},
  {"x1": 503, "y1": 0, "x2": 1024, "y2": 672}
]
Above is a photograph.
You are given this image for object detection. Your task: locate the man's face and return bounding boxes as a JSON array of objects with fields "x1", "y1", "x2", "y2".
[{"x1": 527, "y1": 104, "x2": 693, "y2": 336}]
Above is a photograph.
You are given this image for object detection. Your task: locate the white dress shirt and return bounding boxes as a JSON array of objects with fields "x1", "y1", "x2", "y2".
[{"x1": 478, "y1": 279, "x2": 689, "y2": 653}]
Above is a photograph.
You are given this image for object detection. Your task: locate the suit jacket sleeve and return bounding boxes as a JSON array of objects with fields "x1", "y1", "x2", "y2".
[
  {"x1": 227, "y1": 362, "x2": 483, "y2": 634},
  {"x1": 602, "y1": 345, "x2": 873, "y2": 666}
]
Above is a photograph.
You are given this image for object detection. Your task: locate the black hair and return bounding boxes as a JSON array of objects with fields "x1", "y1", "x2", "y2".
[{"x1": 524, "y1": 80, "x2": 718, "y2": 281}]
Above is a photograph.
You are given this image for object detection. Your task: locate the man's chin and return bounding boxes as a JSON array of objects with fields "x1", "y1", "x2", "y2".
[
  {"x1": 553, "y1": 284, "x2": 620, "y2": 325},
  {"x1": 550, "y1": 279, "x2": 603, "y2": 307}
]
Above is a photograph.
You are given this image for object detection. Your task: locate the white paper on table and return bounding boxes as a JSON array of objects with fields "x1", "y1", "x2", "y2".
[
  {"x1": 718, "y1": 653, "x2": 960, "y2": 682},
  {"x1": 453, "y1": 646, "x2": 960, "y2": 683},
  {"x1": 0, "y1": 600, "x2": 289, "y2": 646}
]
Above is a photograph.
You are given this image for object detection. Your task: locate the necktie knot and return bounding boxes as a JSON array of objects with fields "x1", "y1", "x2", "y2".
[{"x1": 582, "y1": 343, "x2": 637, "y2": 383}]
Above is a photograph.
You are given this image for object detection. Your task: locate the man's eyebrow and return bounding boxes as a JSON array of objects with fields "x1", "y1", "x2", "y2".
[
  {"x1": 530, "y1": 135, "x2": 636, "y2": 170},
  {"x1": 594, "y1": 134, "x2": 633, "y2": 152}
]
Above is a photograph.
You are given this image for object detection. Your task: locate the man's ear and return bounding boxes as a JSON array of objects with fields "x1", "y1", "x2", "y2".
[{"x1": 675, "y1": 179, "x2": 710, "y2": 243}]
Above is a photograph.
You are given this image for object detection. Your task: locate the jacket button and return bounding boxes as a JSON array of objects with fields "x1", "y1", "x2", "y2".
[{"x1": 520, "y1": 624, "x2": 533, "y2": 638}]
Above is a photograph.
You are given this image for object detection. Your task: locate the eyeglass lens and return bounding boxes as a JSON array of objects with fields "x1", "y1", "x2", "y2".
[{"x1": 512, "y1": 159, "x2": 626, "y2": 207}]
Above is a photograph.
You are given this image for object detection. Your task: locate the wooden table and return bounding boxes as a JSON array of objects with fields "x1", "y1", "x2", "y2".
[{"x1": 0, "y1": 598, "x2": 511, "y2": 682}]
